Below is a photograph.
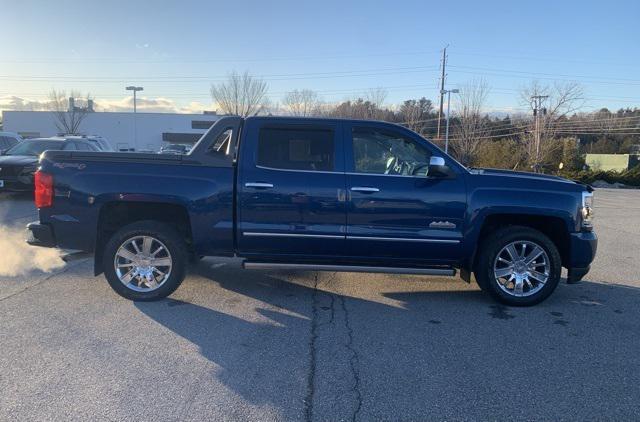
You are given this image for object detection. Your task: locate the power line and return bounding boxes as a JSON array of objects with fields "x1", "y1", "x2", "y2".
[
  {"x1": 4, "y1": 68, "x2": 433, "y2": 80},
  {"x1": 448, "y1": 69, "x2": 640, "y2": 87},
  {"x1": 0, "y1": 65, "x2": 441, "y2": 82},
  {"x1": 444, "y1": 131, "x2": 528, "y2": 141},
  {"x1": 0, "y1": 49, "x2": 444, "y2": 64},
  {"x1": 451, "y1": 49, "x2": 640, "y2": 69},
  {"x1": 0, "y1": 82, "x2": 447, "y2": 99},
  {"x1": 448, "y1": 65, "x2": 640, "y2": 84}
]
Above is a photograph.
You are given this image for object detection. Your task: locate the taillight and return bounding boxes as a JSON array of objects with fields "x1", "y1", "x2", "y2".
[{"x1": 34, "y1": 171, "x2": 53, "y2": 208}]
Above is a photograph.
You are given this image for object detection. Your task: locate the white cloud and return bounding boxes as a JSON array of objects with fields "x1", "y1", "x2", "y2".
[
  {"x1": 0, "y1": 96, "x2": 52, "y2": 112},
  {"x1": 1, "y1": 95, "x2": 214, "y2": 115}
]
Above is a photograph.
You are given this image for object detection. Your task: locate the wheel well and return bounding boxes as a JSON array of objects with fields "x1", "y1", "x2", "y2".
[
  {"x1": 475, "y1": 214, "x2": 570, "y2": 268},
  {"x1": 94, "y1": 201, "x2": 193, "y2": 275}
]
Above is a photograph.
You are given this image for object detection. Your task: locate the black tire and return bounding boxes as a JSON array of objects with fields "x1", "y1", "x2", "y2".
[
  {"x1": 103, "y1": 220, "x2": 187, "y2": 301},
  {"x1": 475, "y1": 225, "x2": 561, "y2": 306}
]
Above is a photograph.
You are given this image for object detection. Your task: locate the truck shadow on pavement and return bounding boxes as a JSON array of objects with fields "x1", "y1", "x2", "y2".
[{"x1": 135, "y1": 263, "x2": 640, "y2": 421}]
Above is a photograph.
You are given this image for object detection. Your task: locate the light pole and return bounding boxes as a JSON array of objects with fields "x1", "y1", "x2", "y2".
[
  {"x1": 126, "y1": 86, "x2": 143, "y2": 150},
  {"x1": 442, "y1": 88, "x2": 459, "y2": 154}
]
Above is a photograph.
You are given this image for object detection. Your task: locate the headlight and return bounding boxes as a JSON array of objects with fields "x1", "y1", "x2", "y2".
[{"x1": 581, "y1": 191, "x2": 594, "y2": 230}]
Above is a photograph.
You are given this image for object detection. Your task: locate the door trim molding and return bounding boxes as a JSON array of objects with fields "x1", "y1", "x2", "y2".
[
  {"x1": 242, "y1": 232, "x2": 344, "y2": 239},
  {"x1": 255, "y1": 164, "x2": 342, "y2": 175},
  {"x1": 242, "y1": 232, "x2": 460, "y2": 244},
  {"x1": 346, "y1": 235, "x2": 460, "y2": 244}
]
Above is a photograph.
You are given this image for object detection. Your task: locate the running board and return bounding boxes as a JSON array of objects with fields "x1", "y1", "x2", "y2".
[{"x1": 242, "y1": 262, "x2": 456, "y2": 276}]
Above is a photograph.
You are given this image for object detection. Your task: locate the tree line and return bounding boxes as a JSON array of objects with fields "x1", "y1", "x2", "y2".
[
  {"x1": 41, "y1": 71, "x2": 640, "y2": 179},
  {"x1": 210, "y1": 71, "x2": 640, "y2": 175}
]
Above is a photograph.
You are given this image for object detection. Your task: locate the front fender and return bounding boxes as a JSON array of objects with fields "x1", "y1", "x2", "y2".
[{"x1": 461, "y1": 187, "x2": 580, "y2": 276}]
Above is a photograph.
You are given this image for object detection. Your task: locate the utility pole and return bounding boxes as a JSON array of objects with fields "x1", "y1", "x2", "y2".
[
  {"x1": 530, "y1": 95, "x2": 548, "y2": 173},
  {"x1": 436, "y1": 46, "x2": 447, "y2": 141}
]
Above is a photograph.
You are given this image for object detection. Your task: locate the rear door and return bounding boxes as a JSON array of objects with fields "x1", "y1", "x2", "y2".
[
  {"x1": 344, "y1": 121, "x2": 467, "y2": 265},
  {"x1": 237, "y1": 119, "x2": 346, "y2": 260}
]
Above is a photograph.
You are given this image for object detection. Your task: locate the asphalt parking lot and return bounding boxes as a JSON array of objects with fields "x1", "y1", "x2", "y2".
[{"x1": 1, "y1": 189, "x2": 639, "y2": 421}]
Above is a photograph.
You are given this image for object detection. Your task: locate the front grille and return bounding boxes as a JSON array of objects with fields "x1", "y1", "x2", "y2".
[{"x1": 0, "y1": 166, "x2": 23, "y2": 177}]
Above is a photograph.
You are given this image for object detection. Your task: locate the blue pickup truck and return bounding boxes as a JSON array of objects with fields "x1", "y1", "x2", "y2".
[{"x1": 27, "y1": 116, "x2": 597, "y2": 306}]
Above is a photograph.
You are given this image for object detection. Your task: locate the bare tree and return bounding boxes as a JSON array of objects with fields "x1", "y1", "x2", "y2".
[
  {"x1": 519, "y1": 81, "x2": 585, "y2": 170},
  {"x1": 210, "y1": 71, "x2": 269, "y2": 117},
  {"x1": 450, "y1": 79, "x2": 490, "y2": 166},
  {"x1": 364, "y1": 87, "x2": 387, "y2": 109},
  {"x1": 48, "y1": 89, "x2": 93, "y2": 134},
  {"x1": 591, "y1": 108, "x2": 620, "y2": 136},
  {"x1": 399, "y1": 97, "x2": 433, "y2": 135},
  {"x1": 282, "y1": 89, "x2": 321, "y2": 116}
]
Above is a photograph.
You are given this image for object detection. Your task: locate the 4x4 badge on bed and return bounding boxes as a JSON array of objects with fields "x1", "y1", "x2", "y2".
[
  {"x1": 53, "y1": 162, "x2": 86, "y2": 170},
  {"x1": 429, "y1": 221, "x2": 456, "y2": 229}
]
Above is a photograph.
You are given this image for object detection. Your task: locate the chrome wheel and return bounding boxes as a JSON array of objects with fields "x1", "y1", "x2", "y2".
[
  {"x1": 114, "y1": 236, "x2": 172, "y2": 292},
  {"x1": 493, "y1": 240, "x2": 550, "y2": 297}
]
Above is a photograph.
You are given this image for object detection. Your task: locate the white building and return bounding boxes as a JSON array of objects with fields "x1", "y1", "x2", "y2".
[{"x1": 2, "y1": 110, "x2": 222, "y2": 151}]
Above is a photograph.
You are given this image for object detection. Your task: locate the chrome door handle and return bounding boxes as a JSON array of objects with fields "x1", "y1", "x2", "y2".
[
  {"x1": 245, "y1": 182, "x2": 274, "y2": 189},
  {"x1": 350, "y1": 186, "x2": 380, "y2": 193}
]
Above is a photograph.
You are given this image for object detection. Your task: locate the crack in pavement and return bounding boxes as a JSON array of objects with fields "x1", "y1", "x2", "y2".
[
  {"x1": 339, "y1": 294, "x2": 363, "y2": 422},
  {"x1": 0, "y1": 257, "x2": 90, "y2": 302},
  {"x1": 304, "y1": 273, "x2": 320, "y2": 422},
  {"x1": 304, "y1": 272, "x2": 363, "y2": 422}
]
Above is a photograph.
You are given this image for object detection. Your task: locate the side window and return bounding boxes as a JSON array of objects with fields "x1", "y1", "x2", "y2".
[
  {"x1": 0, "y1": 138, "x2": 7, "y2": 149},
  {"x1": 75, "y1": 142, "x2": 92, "y2": 151},
  {"x1": 352, "y1": 127, "x2": 431, "y2": 176},
  {"x1": 257, "y1": 126, "x2": 334, "y2": 171},
  {"x1": 63, "y1": 142, "x2": 77, "y2": 151},
  {"x1": 8, "y1": 137, "x2": 19, "y2": 147}
]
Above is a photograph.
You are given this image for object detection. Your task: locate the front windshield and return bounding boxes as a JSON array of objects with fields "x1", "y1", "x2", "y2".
[{"x1": 5, "y1": 140, "x2": 64, "y2": 156}]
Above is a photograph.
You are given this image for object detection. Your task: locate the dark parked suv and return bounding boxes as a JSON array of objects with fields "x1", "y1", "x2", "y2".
[
  {"x1": 0, "y1": 132, "x2": 22, "y2": 154},
  {"x1": 0, "y1": 137, "x2": 105, "y2": 192}
]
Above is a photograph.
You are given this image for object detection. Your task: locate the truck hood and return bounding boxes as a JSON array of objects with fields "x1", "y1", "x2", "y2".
[
  {"x1": 468, "y1": 167, "x2": 589, "y2": 191},
  {"x1": 469, "y1": 168, "x2": 567, "y2": 182},
  {"x1": 0, "y1": 155, "x2": 39, "y2": 167}
]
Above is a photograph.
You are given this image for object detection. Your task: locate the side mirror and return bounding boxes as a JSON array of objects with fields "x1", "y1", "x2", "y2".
[{"x1": 428, "y1": 156, "x2": 449, "y2": 177}]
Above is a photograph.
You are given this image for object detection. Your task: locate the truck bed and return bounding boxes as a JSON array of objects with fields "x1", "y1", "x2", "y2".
[{"x1": 43, "y1": 150, "x2": 194, "y2": 164}]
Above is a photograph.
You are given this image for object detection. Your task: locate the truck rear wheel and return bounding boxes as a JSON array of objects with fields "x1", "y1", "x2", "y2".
[
  {"x1": 103, "y1": 221, "x2": 187, "y2": 301},
  {"x1": 475, "y1": 226, "x2": 561, "y2": 306}
]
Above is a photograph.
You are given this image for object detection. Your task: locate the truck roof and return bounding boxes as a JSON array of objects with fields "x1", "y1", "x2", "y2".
[{"x1": 243, "y1": 115, "x2": 405, "y2": 127}]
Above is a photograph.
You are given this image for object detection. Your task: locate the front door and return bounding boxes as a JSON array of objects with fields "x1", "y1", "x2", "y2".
[
  {"x1": 344, "y1": 122, "x2": 467, "y2": 265},
  {"x1": 237, "y1": 119, "x2": 346, "y2": 260}
]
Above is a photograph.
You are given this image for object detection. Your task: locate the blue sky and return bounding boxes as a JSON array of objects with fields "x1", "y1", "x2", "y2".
[{"x1": 1, "y1": 0, "x2": 639, "y2": 114}]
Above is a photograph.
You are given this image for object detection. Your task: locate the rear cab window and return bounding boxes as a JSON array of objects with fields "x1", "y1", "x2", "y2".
[
  {"x1": 209, "y1": 128, "x2": 233, "y2": 156},
  {"x1": 256, "y1": 126, "x2": 335, "y2": 172}
]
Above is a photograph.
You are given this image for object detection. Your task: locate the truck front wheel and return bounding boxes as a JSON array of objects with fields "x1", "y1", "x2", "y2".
[
  {"x1": 475, "y1": 226, "x2": 562, "y2": 306},
  {"x1": 103, "y1": 221, "x2": 187, "y2": 301}
]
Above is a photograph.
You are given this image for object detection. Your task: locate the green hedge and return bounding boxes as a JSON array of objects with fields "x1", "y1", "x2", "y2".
[{"x1": 560, "y1": 165, "x2": 640, "y2": 187}]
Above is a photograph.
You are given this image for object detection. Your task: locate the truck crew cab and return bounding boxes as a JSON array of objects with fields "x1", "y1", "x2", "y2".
[{"x1": 27, "y1": 116, "x2": 597, "y2": 306}]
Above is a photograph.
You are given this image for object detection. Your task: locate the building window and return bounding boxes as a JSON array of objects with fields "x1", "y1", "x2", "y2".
[{"x1": 192, "y1": 120, "x2": 215, "y2": 130}]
